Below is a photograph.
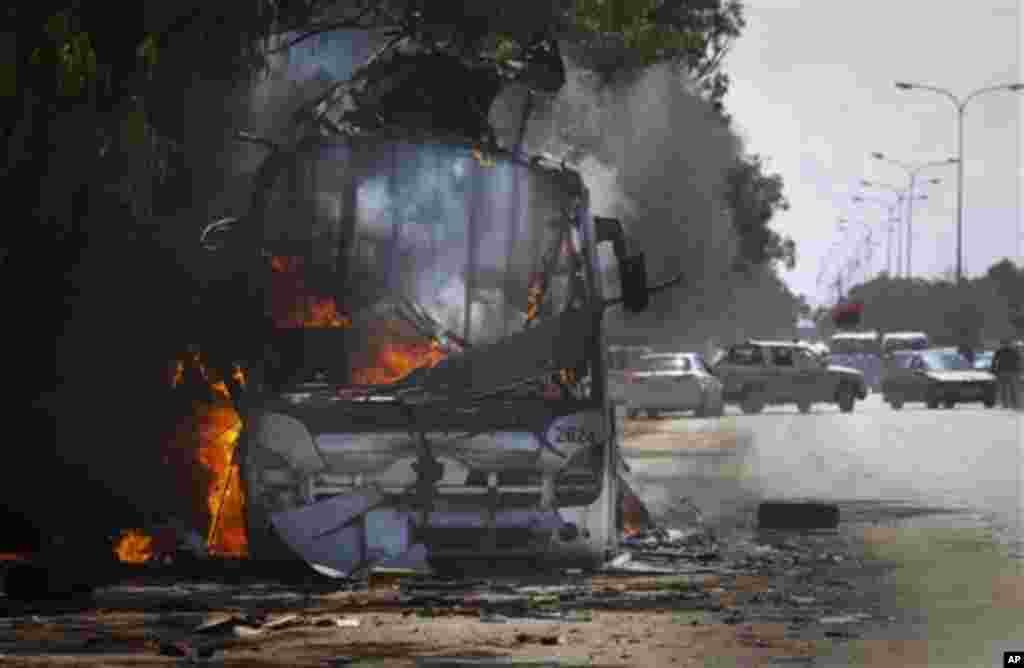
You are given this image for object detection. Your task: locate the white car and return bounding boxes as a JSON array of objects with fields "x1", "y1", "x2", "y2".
[{"x1": 624, "y1": 353, "x2": 724, "y2": 419}]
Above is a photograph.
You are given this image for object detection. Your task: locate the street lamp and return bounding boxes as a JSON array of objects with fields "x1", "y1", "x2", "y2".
[
  {"x1": 860, "y1": 180, "x2": 905, "y2": 275},
  {"x1": 860, "y1": 180, "x2": 930, "y2": 277},
  {"x1": 870, "y1": 153, "x2": 956, "y2": 277},
  {"x1": 895, "y1": 80, "x2": 1024, "y2": 283},
  {"x1": 819, "y1": 225, "x2": 855, "y2": 302},
  {"x1": 853, "y1": 194, "x2": 900, "y2": 276},
  {"x1": 837, "y1": 216, "x2": 875, "y2": 284}
]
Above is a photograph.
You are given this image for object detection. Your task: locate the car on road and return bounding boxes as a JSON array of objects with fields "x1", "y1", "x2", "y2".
[
  {"x1": 881, "y1": 348, "x2": 997, "y2": 410},
  {"x1": 973, "y1": 350, "x2": 993, "y2": 371},
  {"x1": 712, "y1": 340, "x2": 867, "y2": 415},
  {"x1": 625, "y1": 352, "x2": 724, "y2": 419},
  {"x1": 881, "y1": 331, "x2": 929, "y2": 355}
]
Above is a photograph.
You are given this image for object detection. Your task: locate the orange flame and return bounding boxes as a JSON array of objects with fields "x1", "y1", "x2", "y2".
[
  {"x1": 114, "y1": 529, "x2": 153, "y2": 564},
  {"x1": 196, "y1": 398, "x2": 247, "y2": 558},
  {"x1": 270, "y1": 255, "x2": 352, "y2": 329},
  {"x1": 116, "y1": 349, "x2": 249, "y2": 563},
  {"x1": 231, "y1": 364, "x2": 246, "y2": 390},
  {"x1": 472, "y1": 146, "x2": 496, "y2": 168},
  {"x1": 620, "y1": 479, "x2": 653, "y2": 538},
  {"x1": 351, "y1": 337, "x2": 446, "y2": 385}
]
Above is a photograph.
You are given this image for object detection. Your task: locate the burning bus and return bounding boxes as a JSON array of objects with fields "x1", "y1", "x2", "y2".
[{"x1": 195, "y1": 132, "x2": 658, "y2": 577}]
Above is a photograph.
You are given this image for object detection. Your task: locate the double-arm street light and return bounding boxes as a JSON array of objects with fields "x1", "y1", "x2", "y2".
[
  {"x1": 869, "y1": 153, "x2": 956, "y2": 276},
  {"x1": 895, "y1": 81, "x2": 1024, "y2": 283},
  {"x1": 852, "y1": 194, "x2": 900, "y2": 276}
]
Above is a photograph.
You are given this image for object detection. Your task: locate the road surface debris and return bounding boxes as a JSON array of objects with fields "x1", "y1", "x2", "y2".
[{"x1": 0, "y1": 498, "x2": 907, "y2": 666}]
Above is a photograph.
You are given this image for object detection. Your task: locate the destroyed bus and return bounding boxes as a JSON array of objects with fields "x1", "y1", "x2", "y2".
[{"x1": 199, "y1": 134, "x2": 662, "y2": 577}]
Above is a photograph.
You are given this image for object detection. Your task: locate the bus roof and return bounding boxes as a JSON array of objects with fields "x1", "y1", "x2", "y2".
[
  {"x1": 882, "y1": 332, "x2": 928, "y2": 341},
  {"x1": 747, "y1": 339, "x2": 814, "y2": 348},
  {"x1": 831, "y1": 331, "x2": 878, "y2": 340}
]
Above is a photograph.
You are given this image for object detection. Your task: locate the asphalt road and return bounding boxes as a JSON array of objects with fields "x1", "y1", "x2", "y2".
[
  {"x1": 622, "y1": 394, "x2": 1024, "y2": 667},
  {"x1": 624, "y1": 394, "x2": 1023, "y2": 549}
]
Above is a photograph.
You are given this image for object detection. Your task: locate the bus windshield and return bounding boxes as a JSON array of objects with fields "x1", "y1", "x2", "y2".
[{"x1": 259, "y1": 138, "x2": 593, "y2": 388}]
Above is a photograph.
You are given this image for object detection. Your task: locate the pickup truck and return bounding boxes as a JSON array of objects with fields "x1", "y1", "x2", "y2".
[{"x1": 712, "y1": 339, "x2": 868, "y2": 414}]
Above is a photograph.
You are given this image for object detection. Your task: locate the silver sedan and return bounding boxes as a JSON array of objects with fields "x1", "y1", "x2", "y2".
[{"x1": 624, "y1": 353, "x2": 725, "y2": 419}]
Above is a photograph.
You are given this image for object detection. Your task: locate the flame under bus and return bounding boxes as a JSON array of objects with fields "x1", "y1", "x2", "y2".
[{"x1": 234, "y1": 136, "x2": 623, "y2": 575}]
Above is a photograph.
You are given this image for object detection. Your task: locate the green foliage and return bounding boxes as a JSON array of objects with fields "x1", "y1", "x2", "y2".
[
  {"x1": 138, "y1": 34, "x2": 159, "y2": 73},
  {"x1": 575, "y1": 0, "x2": 695, "y2": 64},
  {"x1": 122, "y1": 104, "x2": 148, "y2": 149},
  {"x1": 29, "y1": 9, "x2": 100, "y2": 98},
  {"x1": 493, "y1": 34, "x2": 519, "y2": 64},
  {"x1": 571, "y1": 0, "x2": 745, "y2": 104}
]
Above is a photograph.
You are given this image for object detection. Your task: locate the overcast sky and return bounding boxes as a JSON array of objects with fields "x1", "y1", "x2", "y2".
[{"x1": 723, "y1": 0, "x2": 1021, "y2": 306}]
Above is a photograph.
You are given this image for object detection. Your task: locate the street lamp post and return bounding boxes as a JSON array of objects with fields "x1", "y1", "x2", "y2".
[
  {"x1": 895, "y1": 81, "x2": 1024, "y2": 283},
  {"x1": 820, "y1": 224, "x2": 857, "y2": 303},
  {"x1": 817, "y1": 238, "x2": 846, "y2": 301},
  {"x1": 860, "y1": 180, "x2": 930, "y2": 278},
  {"x1": 837, "y1": 216, "x2": 876, "y2": 284},
  {"x1": 859, "y1": 181, "x2": 905, "y2": 275},
  {"x1": 869, "y1": 153, "x2": 956, "y2": 276},
  {"x1": 852, "y1": 194, "x2": 900, "y2": 275}
]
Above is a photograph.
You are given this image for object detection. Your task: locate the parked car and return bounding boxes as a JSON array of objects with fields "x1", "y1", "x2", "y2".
[
  {"x1": 624, "y1": 352, "x2": 724, "y2": 419},
  {"x1": 974, "y1": 350, "x2": 993, "y2": 371},
  {"x1": 881, "y1": 348, "x2": 996, "y2": 410},
  {"x1": 713, "y1": 340, "x2": 867, "y2": 414}
]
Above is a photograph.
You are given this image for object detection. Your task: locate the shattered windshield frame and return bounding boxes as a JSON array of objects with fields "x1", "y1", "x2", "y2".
[{"x1": 255, "y1": 136, "x2": 602, "y2": 401}]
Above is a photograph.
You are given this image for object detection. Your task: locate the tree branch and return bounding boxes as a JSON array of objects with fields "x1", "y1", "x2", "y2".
[
  {"x1": 299, "y1": 33, "x2": 408, "y2": 126},
  {"x1": 234, "y1": 131, "x2": 279, "y2": 152},
  {"x1": 694, "y1": 40, "x2": 732, "y2": 81},
  {"x1": 265, "y1": 4, "x2": 384, "y2": 55}
]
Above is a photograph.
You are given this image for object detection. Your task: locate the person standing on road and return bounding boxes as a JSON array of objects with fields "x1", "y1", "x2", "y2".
[
  {"x1": 957, "y1": 341, "x2": 976, "y2": 366},
  {"x1": 991, "y1": 338, "x2": 1021, "y2": 409}
]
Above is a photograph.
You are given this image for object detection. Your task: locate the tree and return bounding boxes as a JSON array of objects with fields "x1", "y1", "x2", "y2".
[
  {"x1": 570, "y1": 0, "x2": 745, "y2": 112},
  {"x1": 986, "y1": 259, "x2": 1023, "y2": 305},
  {"x1": 795, "y1": 294, "x2": 812, "y2": 318},
  {"x1": 839, "y1": 260, "x2": 1021, "y2": 345},
  {"x1": 723, "y1": 154, "x2": 795, "y2": 270}
]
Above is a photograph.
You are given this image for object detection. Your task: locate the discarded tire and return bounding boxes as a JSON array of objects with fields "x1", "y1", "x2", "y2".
[{"x1": 757, "y1": 501, "x2": 839, "y2": 530}]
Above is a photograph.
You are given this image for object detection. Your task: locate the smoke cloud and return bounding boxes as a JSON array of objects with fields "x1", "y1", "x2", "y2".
[{"x1": 491, "y1": 54, "x2": 797, "y2": 348}]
